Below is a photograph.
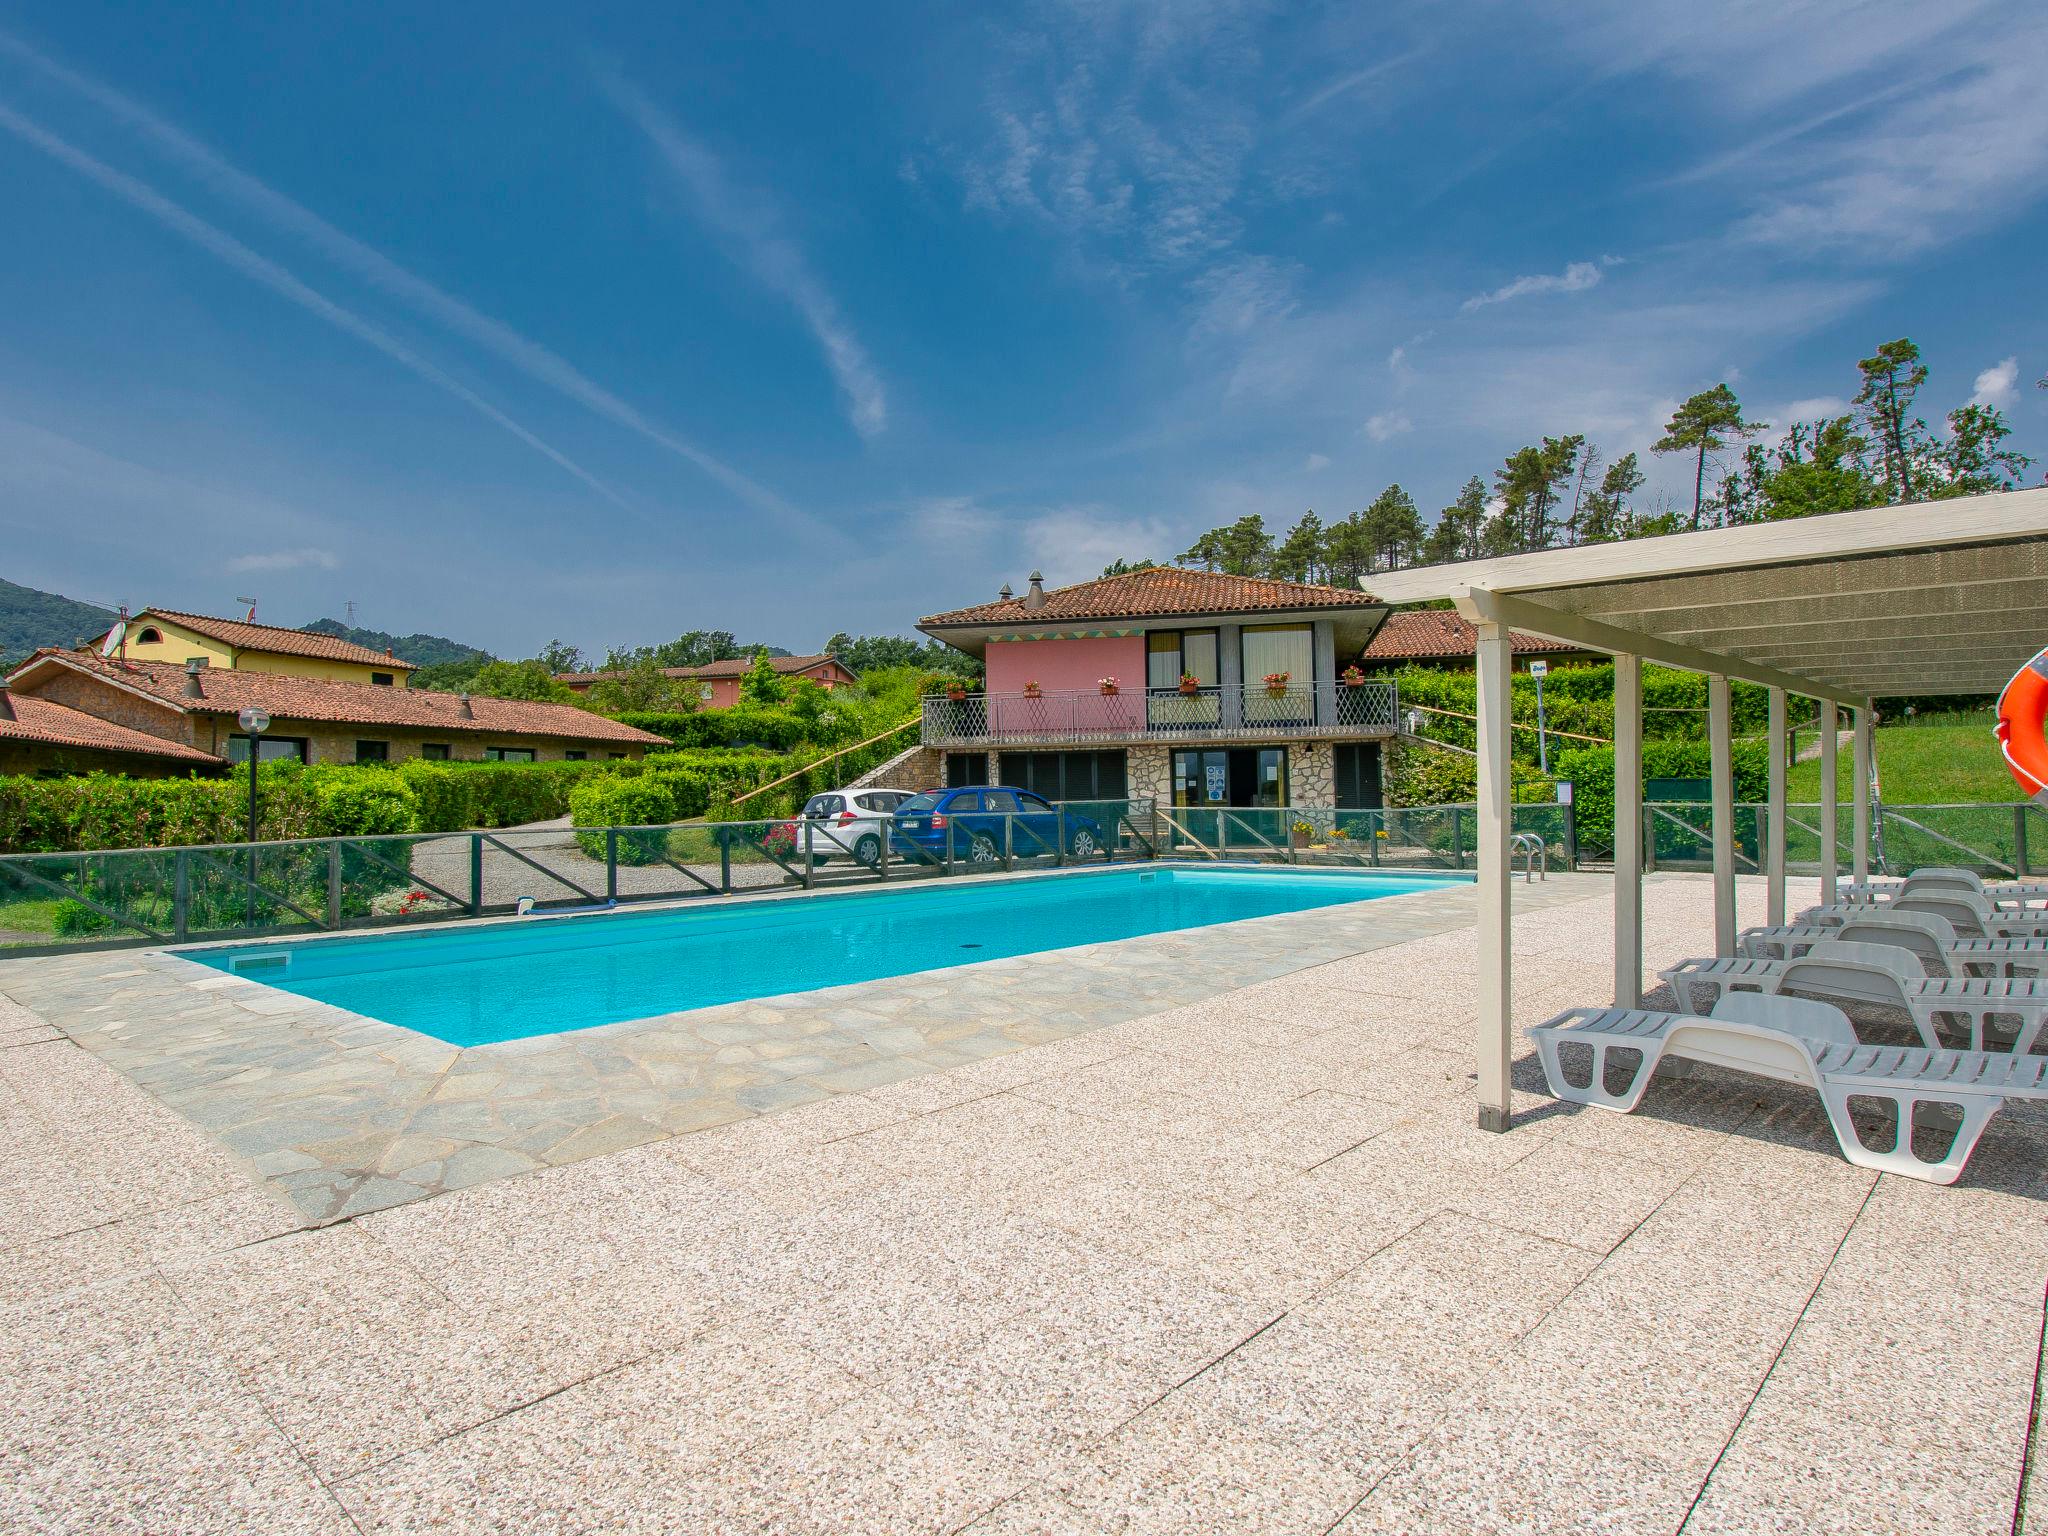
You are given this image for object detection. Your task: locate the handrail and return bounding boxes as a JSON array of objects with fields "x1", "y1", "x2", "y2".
[
  {"x1": 728, "y1": 715, "x2": 920, "y2": 806},
  {"x1": 1510, "y1": 831, "x2": 1546, "y2": 882},
  {"x1": 1403, "y1": 700, "x2": 1612, "y2": 746}
]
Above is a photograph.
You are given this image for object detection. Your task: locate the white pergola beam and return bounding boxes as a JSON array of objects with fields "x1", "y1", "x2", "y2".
[
  {"x1": 1563, "y1": 546, "x2": 2048, "y2": 625},
  {"x1": 1819, "y1": 700, "x2": 1839, "y2": 904},
  {"x1": 1767, "y1": 687, "x2": 1787, "y2": 926},
  {"x1": 1454, "y1": 589, "x2": 1863, "y2": 705},
  {"x1": 1852, "y1": 707, "x2": 1873, "y2": 883},
  {"x1": 1474, "y1": 620, "x2": 1513, "y2": 1134},
  {"x1": 1709, "y1": 676, "x2": 1737, "y2": 956},
  {"x1": 1614, "y1": 653, "x2": 1643, "y2": 1008}
]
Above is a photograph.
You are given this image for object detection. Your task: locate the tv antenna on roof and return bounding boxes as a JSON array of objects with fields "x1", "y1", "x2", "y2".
[
  {"x1": 345, "y1": 599, "x2": 357, "y2": 626},
  {"x1": 235, "y1": 596, "x2": 258, "y2": 621}
]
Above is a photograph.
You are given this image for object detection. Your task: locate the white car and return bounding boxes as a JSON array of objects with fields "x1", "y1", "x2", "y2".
[{"x1": 795, "y1": 787, "x2": 917, "y2": 866}]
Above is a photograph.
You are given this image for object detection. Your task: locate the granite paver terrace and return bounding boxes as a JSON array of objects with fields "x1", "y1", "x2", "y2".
[{"x1": 1, "y1": 871, "x2": 2042, "y2": 1534}]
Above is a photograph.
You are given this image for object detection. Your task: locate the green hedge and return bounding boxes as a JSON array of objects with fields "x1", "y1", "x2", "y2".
[
  {"x1": 1551, "y1": 739, "x2": 1772, "y2": 847},
  {"x1": 612, "y1": 707, "x2": 819, "y2": 751},
  {"x1": 1392, "y1": 661, "x2": 1775, "y2": 758}
]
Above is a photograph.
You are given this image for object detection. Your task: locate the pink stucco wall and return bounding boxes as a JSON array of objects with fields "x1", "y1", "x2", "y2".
[{"x1": 984, "y1": 636, "x2": 1146, "y2": 732}]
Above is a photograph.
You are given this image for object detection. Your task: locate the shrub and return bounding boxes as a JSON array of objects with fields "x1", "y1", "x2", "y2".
[
  {"x1": 568, "y1": 775, "x2": 678, "y2": 862},
  {"x1": 306, "y1": 768, "x2": 418, "y2": 837},
  {"x1": 52, "y1": 899, "x2": 112, "y2": 937},
  {"x1": 1552, "y1": 739, "x2": 1771, "y2": 849}
]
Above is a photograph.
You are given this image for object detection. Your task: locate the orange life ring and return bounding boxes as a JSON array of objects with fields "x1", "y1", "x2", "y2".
[{"x1": 1994, "y1": 646, "x2": 2048, "y2": 803}]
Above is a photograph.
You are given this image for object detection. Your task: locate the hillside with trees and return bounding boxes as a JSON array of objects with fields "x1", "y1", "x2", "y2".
[{"x1": 0, "y1": 578, "x2": 116, "y2": 665}]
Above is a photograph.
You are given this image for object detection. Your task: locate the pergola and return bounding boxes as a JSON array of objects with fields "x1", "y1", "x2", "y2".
[{"x1": 1369, "y1": 486, "x2": 2048, "y2": 1133}]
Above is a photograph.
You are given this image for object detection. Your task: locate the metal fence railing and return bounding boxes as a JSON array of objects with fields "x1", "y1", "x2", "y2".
[
  {"x1": 922, "y1": 681, "x2": 1399, "y2": 746},
  {"x1": 1618, "y1": 801, "x2": 2048, "y2": 879},
  {"x1": 0, "y1": 798, "x2": 1164, "y2": 956}
]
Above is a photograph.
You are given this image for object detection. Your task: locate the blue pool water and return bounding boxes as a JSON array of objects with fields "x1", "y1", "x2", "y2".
[{"x1": 190, "y1": 865, "x2": 1462, "y2": 1047}]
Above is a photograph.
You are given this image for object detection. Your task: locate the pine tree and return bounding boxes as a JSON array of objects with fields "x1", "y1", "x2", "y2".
[
  {"x1": 1854, "y1": 338, "x2": 1929, "y2": 502},
  {"x1": 1652, "y1": 385, "x2": 1766, "y2": 527},
  {"x1": 1271, "y1": 512, "x2": 1328, "y2": 583}
]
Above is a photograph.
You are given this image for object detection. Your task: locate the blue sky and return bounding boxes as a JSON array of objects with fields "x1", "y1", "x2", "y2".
[{"x1": 2, "y1": 1, "x2": 2044, "y2": 658}]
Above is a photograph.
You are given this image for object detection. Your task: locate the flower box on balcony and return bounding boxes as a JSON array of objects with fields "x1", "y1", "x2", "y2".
[
  {"x1": 1098, "y1": 677, "x2": 1120, "y2": 696},
  {"x1": 1023, "y1": 682, "x2": 1042, "y2": 698},
  {"x1": 1263, "y1": 671, "x2": 1291, "y2": 698},
  {"x1": 1178, "y1": 675, "x2": 1201, "y2": 696},
  {"x1": 1342, "y1": 665, "x2": 1367, "y2": 688},
  {"x1": 944, "y1": 685, "x2": 967, "y2": 702}
]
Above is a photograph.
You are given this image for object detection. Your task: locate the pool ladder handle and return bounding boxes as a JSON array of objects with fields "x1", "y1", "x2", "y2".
[{"x1": 1510, "y1": 832, "x2": 1547, "y2": 883}]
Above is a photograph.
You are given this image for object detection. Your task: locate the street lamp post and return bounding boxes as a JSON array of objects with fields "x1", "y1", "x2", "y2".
[
  {"x1": 238, "y1": 706, "x2": 269, "y2": 927},
  {"x1": 1529, "y1": 659, "x2": 1551, "y2": 776}
]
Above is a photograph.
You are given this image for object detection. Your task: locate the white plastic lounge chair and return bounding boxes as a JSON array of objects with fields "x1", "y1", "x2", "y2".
[
  {"x1": 1739, "y1": 910, "x2": 1960, "y2": 972},
  {"x1": 1740, "y1": 911, "x2": 2048, "y2": 979},
  {"x1": 1798, "y1": 890, "x2": 2048, "y2": 942},
  {"x1": 1533, "y1": 991, "x2": 2048, "y2": 1184},
  {"x1": 1842, "y1": 867, "x2": 2048, "y2": 913},
  {"x1": 1662, "y1": 939, "x2": 2048, "y2": 1054}
]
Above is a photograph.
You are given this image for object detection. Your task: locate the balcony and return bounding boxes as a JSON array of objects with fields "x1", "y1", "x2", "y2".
[{"x1": 921, "y1": 681, "x2": 1399, "y2": 748}]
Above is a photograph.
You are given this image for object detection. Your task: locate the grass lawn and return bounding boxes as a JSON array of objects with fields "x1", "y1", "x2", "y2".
[
  {"x1": 1787, "y1": 713, "x2": 2014, "y2": 805},
  {"x1": 0, "y1": 897, "x2": 66, "y2": 939}
]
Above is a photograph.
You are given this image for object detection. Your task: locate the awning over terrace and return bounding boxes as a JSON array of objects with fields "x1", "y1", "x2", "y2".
[{"x1": 1368, "y1": 486, "x2": 2048, "y2": 1132}]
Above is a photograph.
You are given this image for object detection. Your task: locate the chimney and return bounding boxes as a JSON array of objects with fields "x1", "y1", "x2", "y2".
[
  {"x1": 182, "y1": 659, "x2": 204, "y2": 699},
  {"x1": 0, "y1": 684, "x2": 13, "y2": 722},
  {"x1": 457, "y1": 693, "x2": 474, "y2": 719},
  {"x1": 1022, "y1": 572, "x2": 1047, "y2": 611},
  {"x1": 998, "y1": 583, "x2": 1013, "y2": 603},
  {"x1": 386, "y1": 647, "x2": 395, "y2": 659}
]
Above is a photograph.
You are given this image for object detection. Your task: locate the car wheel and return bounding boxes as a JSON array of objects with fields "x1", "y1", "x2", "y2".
[
  {"x1": 969, "y1": 832, "x2": 999, "y2": 867},
  {"x1": 1069, "y1": 828, "x2": 1099, "y2": 858},
  {"x1": 854, "y1": 833, "x2": 882, "y2": 867}
]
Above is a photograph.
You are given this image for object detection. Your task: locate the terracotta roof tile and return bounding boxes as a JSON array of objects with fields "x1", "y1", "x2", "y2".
[
  {"x1": 921, "y1": 568, "x2": 1381, "y2": 628},
  {"x1": 557, "y1": 654, "x2": 847, "y2": 686},
  {"x1": 1361, "y1": 610, "x2": 1586, "y2": 661},
  {"x1": 10, "y1": 651, "x2": 665, "y2": 745},
  {"x1": 0, "y1": 690, "x2": 222, "y2": 764},
  {"x1": 110, "y1": 610, "x2": 418, "y2": 670}
]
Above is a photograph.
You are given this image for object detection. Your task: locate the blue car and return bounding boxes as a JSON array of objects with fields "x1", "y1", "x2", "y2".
[{"x1": 889, "y1": 786, "x2": 1110, "y2": 864}]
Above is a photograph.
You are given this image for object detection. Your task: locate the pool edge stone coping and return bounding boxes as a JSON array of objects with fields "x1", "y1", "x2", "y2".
[{"x1": 0, "y1": 867, "x2": 1598, "y2": 1226}]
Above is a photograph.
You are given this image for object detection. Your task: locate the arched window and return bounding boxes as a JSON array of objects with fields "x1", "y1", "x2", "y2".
[{"x1": 136, "y1": 626, "x2": 163, "y2": 644}]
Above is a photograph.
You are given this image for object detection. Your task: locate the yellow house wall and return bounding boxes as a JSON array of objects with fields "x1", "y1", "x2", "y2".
[{"x1": 119, "y1": 618, "x2": 408, "y2": 687}]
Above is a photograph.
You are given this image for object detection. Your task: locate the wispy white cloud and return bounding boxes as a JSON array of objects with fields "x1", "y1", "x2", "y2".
[
  {"x1": 1365, "y1": 411, "x2": 1413, "y2": 442},
  {"x1": 1304, "y1": 452, "x2": 1330, "y2": 471},
  {"x1": 1971, "y1": 357, "x2": 2020, "y2": 410},
  {"x1": 227, "y1": 547, "x2": 338, "y2": 573},
  {"x1": 1279, "y1": 44, "x2": 1433, "y2": 127},
  {"x1": 0, "y1": 27, "x2": 795, "y2": 520},
  {"x1": 1460, "y1": 260, "x2": 1603, "y2": 312},
  {"x1": 597, "y1": 68, "x2": 889, "y2": 440},
  {"x1": 0, "y1": 99, "x2": 638, "y2": 514}
]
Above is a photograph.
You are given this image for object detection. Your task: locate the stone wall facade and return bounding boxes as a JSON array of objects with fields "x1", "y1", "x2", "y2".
[{"x1": 849, "y1": 744, "x2": 946, "y2": 792}]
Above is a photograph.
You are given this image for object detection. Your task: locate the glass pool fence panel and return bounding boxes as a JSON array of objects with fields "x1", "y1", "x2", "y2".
[{"x1": 1626, "y1": 802, "x2": 2047, "y2": 878}]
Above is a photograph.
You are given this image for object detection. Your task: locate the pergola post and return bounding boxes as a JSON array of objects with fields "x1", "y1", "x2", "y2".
[
  {"x1": 1612, "y1": 652, "x2": 1643, "y2": 1007},
  {"x1": 1852, "y1": 704, "x2": 1873, "y2": 884},
  {"x1": 1818, "y1": 700, "x2": 1839, "y2": 905},
  {"x1": 1474, "y1": 618, "x2": 1513, "y2": 1134},
  {"x1": 1766, "y1": 686, "x2": 1788, "y2": 926},
  {"x1": 1708, "y1": 674, "x2": 1736, "y2": 956}
]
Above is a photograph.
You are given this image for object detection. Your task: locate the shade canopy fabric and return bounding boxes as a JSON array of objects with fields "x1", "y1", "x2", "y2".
[{"x1": 1370, "y1": 487, "x2": 2048, "y2": 701}]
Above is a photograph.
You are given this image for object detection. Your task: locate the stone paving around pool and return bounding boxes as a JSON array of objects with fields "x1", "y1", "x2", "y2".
[
  {"x1": 0, "y1": 867, "x2": 1584, "y2": 1222},
  {"x1": 2, "y1": 872, "x2": 2045, "y2": 1535}
]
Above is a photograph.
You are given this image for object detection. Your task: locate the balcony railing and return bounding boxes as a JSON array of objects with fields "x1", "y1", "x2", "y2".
[{"x1": 922, "y1": 681, "x2": 1399, "y2": 747}]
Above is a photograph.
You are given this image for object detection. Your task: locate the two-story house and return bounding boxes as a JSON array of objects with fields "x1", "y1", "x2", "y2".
[
  {"x1": 916, "y1": 567, "x2": 1399, "y2": 812},
  {"x1": 88, "y1": 608, "x2": 417, "y2": 687}
]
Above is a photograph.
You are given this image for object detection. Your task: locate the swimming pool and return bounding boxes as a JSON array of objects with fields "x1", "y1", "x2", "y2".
[{"x1": 189, "y1": 864, "x2": 1463, "y2": 1047}]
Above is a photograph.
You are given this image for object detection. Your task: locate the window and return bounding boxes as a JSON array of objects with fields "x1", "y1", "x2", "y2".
[
  {"x1": 226, "y1": 735, "x2": 308, "y2": 764},
  {"x1": 858, "y1": 792, "x2": 909, "y2": 813},
  {"x1": 420, "y1": 743, "x2": 451, "y2": 760},
  {"x1": 980, "y1": 790, "x2": 1021, "y2": 813},
  {"x1": 185, "y1": 656, "x2": 210, "y2": 669},
  {"x1": 802, "y1": 795, "x2": 845, "y2": 818},
  {"x1": 564, "y1": 750, "x2": 588, "y2": 761},
  {"x1": 354, "y1": 740, "x2": 390, "y2": 764},
  {"x1": 945, "y1": 792, "x2": 984, "y2": 812},
  {"x1": 607, "y1": 752, "x2": 626, "y2": 761},
  {"x1": 484, "y1": 746, "x2": 535, "y2": 762},
  {"x1": 1172, "y1": 747, "x2": 1290, "y2": 808},
  {"x1": 699, "y1": 682, "x2": 715, "y2": 701},
  {"x1": 1146, "y1": 629, "x2": 1218, "y2": 690},
  {"x1": 370, "y1": 671, "x2": 395, "y2": 686},
  {"x1": 1240, "y1": 623, "x2": 1313, "y2": 686},
  {"x1": 136, "y1": 626, "x2": 163, "y2": 644}
]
